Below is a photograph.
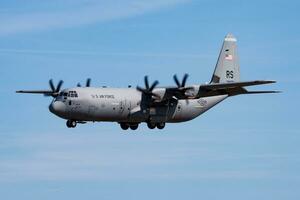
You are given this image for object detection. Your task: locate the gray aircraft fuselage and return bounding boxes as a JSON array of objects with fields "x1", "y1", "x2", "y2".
[{"x1": 50, "y1": 87, "x2": 227, "y2": 123}]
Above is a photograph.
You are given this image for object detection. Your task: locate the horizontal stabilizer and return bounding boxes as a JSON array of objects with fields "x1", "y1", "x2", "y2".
[
  {"x1": 243, "y1": 90, "x2": 281, "y2": 94},
  {"x1": 201, "y1": 80, "x2": 276, "y2": 90}
]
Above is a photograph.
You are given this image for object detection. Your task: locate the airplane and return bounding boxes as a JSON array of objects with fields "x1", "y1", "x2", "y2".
[{"x1": 16, "y1": 34, "x2": 279, "y2": 130}]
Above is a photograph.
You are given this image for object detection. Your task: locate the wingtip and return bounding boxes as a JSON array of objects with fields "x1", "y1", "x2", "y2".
[{"x1": 255, "y1": 80, "x2": 277, "y2": 84}]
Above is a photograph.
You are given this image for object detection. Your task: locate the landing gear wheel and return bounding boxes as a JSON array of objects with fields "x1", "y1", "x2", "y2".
[
  {"x1": 66, "y1": 120, "x2": 77, "y2": 128},
  {"x1": 71, "y1": 120, "x2": 77, "y2": 128},
  {"x1": 66, "y1": 120, "x2": 72, "y2": 128},
  {"x1": 147, "y1": 122, "x2": 156, "y2": 129},
  {"x1": 120, "y1": 123, "x2": 129, "y2": 130},
  {"x1": 130, "y1": 124, "x2": 139, "y2": 130},
  {"x1": 157, "y1": 122, "x2": 165, "y2": 129}
]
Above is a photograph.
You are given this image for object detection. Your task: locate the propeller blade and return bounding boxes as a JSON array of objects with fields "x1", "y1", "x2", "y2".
[
  {"x1": 144, "y1": 76, "x2": 149, "y2": 90},
  {"x1": 56, "y1": 80, "x2": 64, "y2": 92},
  {"x1": 49, "y1": 79, "x2": 55, "y2": 92},
  {"x1": 181, "y1": 73, "x2": 189, "y2": 87},
  {"x1": 86, "y1": 78, "x2": 91, "y2": 87},
  {"x1": 136, "y1": 86, "x2": 146, "y2": 93},
  {"x1": 137, "y1": 76, "x2": 159, "y2": 98},
  {"x1": 149, "y1": 80, "x2": 159, "y2": 91},
  {"x1": 173, "y1": 74, "x2": 181, "y2": 87}
]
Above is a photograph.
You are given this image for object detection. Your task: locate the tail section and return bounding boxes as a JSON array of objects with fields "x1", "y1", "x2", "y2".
[{"x1": 211, "y1": 34, "x2": 240, "y2": 83}]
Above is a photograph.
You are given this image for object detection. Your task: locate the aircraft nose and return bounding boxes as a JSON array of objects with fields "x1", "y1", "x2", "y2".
[{"x1": 49, "y1": 101, "x2": 66, "y2": 115}]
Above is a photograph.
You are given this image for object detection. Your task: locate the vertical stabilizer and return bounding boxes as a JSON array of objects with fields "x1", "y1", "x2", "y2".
[{"x1": 211, "y1": 34, "x2": 240, "y2": 83}]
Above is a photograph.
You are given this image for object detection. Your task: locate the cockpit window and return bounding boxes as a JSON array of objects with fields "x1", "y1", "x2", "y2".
[{"x1": 67, "y1": 91, "x2": 78, "y2": 98}]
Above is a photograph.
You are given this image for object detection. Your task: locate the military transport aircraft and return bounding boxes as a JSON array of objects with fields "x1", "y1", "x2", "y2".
[{"x1": 16, "y1": 34, "x2": 279, "y2": 130}]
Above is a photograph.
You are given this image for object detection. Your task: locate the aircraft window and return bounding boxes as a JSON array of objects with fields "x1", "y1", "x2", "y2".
[
  {"x1": 64, "y1": 93, "x2": 68, "y2": 97},
  {"x1": 66, "y1": 91, "x2": 78, "y2": 98}
]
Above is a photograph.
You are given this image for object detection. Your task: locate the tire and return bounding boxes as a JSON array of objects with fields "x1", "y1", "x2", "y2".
[
  {"x1": 66, "y1": 120, "x2": 72, "y2": 128},
  {"x1": 156, "y1": 122, "x2": 165, "y2": 129},
  {"x1": 120, "y1": 123, "x2": 129, "y2": 130},
  {"x1": 147, "y1": 122, "x2": 156, "y2": 129},
  {"x1": 130, "y1": 124, "x2": 139, "y2": 130},
  {"x1": 71, "y1": 120, "x2": 77, "y2": 128}
]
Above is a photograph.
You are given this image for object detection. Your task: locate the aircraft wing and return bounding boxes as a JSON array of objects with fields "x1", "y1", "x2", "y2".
[
  {"x1": 153, "y1": 80, "x2": 279, "y2": 101},
  {"x1": 16, "y1": 90, "x2": 53, "y2": 94},
  {"x1": 16, "y1": 90, "x2": 55, "y2": 96},
  {"x1": 16, "y1": 80, "x2": 64, "y2": 97}
]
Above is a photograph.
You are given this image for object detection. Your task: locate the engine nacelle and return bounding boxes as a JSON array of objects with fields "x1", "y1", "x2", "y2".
[
  {"x1": 152, "y1": 88, "x2": 167, "y2": 101},
  {"x1": 184, "y1": 85, "x2": 200, "y2": 99}
]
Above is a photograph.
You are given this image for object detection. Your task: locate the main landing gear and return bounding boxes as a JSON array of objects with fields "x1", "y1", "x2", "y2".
[
  {"x1": 147, "y1": 122, "x2": 165, "y2": 130},
  {"x1": 66, "y1": 120, "x2": 77, "y2": 128},
  {"x1": 120, "y1": 123, "x2": 139, "y2": 130},
  {"x1": 120, "y1": 122, "x2": 166, "y2": 130}
]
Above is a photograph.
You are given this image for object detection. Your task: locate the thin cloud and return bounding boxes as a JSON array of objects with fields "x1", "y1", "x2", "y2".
[{"x1": 0, "y1": 0, "x2": 190, "y2": 36}]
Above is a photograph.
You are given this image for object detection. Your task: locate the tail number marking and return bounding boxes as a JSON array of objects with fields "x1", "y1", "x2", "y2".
[{"x1": 226, "y1": 70, "x2": 234, "y2": 79}]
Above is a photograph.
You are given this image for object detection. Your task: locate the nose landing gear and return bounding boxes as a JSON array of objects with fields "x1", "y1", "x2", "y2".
[{"x1": 66, "y1": 120, "x2": 77, "y2": 128}]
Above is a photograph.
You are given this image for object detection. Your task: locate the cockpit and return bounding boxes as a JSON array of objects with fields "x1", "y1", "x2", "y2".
[
  {"x1": 55, "y1": 90, "x2": 79, "y2": 101},
  {"x1": 59, "y1": 90, "x2": 78, "y2": 98}
]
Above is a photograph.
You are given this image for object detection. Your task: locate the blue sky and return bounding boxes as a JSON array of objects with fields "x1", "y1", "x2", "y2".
[{"x1": 0, "y1": 0, "x2": 299, "y2": 199}]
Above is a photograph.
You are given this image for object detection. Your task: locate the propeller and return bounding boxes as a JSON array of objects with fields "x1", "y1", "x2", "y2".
[
  {"x1": 173, "y1": 73, "x2": 195, "y2": 100},
  {"x1": 46, "y1": 79, "x2": 64, "y2": 97},
  {"x1": 136, "y1": 76, "x2": 160, "y2": 98},
  {"x1": 173, "y1": 73, "x2": 189, "y2": 89},
  {"x1": 77, "y1": 78, "x2": 91, "y2": 87}
]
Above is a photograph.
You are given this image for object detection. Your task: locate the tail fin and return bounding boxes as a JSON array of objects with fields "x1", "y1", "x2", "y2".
[{"x1": 211, "y1": 34, "x2": 240, "y2": 83}]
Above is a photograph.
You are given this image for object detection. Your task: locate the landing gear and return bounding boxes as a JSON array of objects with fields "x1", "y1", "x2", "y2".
[
  {"x1": 120, "y1": 123, "x2": 129, "y2": 130},
  {"x1": 147, "y1": 122, "x2": 156, "y2": 129},
  {"x1": 120, "y1": 122, "x2": 165, "y2": 130},
  {"x1": 66, "y1": 120, "x2": 77, "y2": 128},
  {"x1": 120, "y1": 123, "x2": 139, "y2": 130},
  {"x1": 129, "y1": 124, "x2": 139, "y2": 130},
  {"x1": 156, "y1": 122, "x2": 165, "y2": 129},
  {"x1": 147, "y1": 122, "x2": 166, "y2": 129}
]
